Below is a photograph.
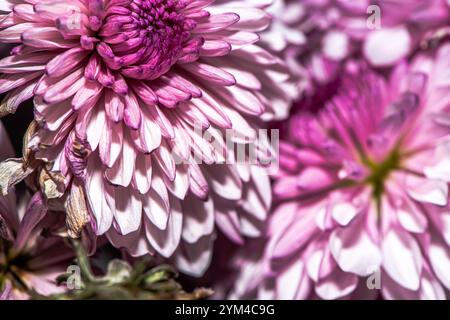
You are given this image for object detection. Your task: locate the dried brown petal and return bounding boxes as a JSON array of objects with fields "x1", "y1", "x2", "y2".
[
  {"x1": 0, "y1": 83, "x2": 34, "y2": 118},
  {"x1": 22, "y1": 121, "x2": 39, "y2": 166},
  {"x1": 0, "y1": 97, "x2": 18, "y2": 118},
  {"x1": 65, "y1": 182, "x2": 89, "y2": 238},
  {"x1": 0, "y1": 158, "x2": 34, "y2": 196},
  {"x1": 38, "y1": 167, "x2": 65, "y2": 199}
]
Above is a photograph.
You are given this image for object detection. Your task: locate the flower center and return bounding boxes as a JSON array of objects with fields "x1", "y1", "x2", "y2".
[
  {"x1": 0, "y1": 242, "x2": 29, "y2": 292},
  {"x1": 364, "y1": 149, "x2": 402, "y2": 201},
  {"x1": 100, "y1": 0, "x2": 197, "y2": 79}
]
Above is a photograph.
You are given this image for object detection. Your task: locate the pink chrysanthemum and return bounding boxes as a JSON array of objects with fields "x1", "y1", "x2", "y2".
[
  {"x1": 225, "y1": 45, "x2": 450, "y2": 300},
  {"x1": 0, "y1": 0, "x2": 293, "y2": 276},
  {"x1": 0, "y1": 123, "x2": 71, "y2": 300}
]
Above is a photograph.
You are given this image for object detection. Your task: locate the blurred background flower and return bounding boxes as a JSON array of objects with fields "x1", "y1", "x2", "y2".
[{"x1": 219, "y1": 45, "x2": 450, "y2": 300}]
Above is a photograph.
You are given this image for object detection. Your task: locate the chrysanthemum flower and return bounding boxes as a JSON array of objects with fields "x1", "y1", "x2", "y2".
[
  {"x1": 0, "y1": 0, "x2": 293, "y2": 276},
  {"x1": 225, "y1": 45, "x2": 450, "y2": 300},
  {"x1": 0, "y1": 123, "x2": 72, "y2": 300}
]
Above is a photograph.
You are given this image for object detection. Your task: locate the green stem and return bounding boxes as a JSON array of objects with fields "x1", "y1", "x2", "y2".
[{"x1": 69, "y1": 238, "x2": 97, "y2": 284}]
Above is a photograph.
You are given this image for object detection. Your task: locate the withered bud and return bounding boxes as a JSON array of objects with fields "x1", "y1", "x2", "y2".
[{"x1": 0, "y1": 88, "x2": 29, "y2": 118}]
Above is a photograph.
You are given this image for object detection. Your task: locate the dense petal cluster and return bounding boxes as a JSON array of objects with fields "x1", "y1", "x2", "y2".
[
  {"x1": 0, "y1": 0, "x2": 294, "y2": 276},
  {"x1": 224, "y1": 44, "x2": 450, "y2": 300}
]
